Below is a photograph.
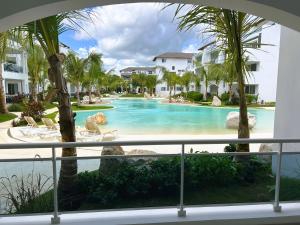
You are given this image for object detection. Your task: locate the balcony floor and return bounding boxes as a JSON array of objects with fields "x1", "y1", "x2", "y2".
[{"x1": 1, "y1": 202, "x2": 300, "y2": 225}]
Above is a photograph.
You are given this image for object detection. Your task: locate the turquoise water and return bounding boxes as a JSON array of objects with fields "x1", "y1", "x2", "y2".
[{"x1": 75, "y1": 99, "x2": 275, "y2": 135}]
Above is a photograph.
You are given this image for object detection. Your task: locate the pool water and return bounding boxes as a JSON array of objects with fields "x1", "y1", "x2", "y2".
[{"x1": 75, "y1": 99, "x2": 275, "y2": 135}]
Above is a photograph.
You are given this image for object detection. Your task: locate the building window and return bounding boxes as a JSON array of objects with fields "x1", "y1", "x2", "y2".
[
  {"x1": 148, "y1": 71, "x2": 152, "y2": 74},
  {"x1": 162, "y1": 58, "x2": 166, "y2": 63},
  {"x1": 190, "y1": 85, "x2": 194, "y2": 90},
  {"x1": 161, "y1": 87, "x2": 166, "y2": 91},
  {"x1": 176, "y1": 86, "x2": 181, "y2": 91},
  {"x1": 248, "y1": 63, "x2": 258, "y2": 71},
  {"x1": 187, "y1": 59, "x2": 192, "y2": 63},
  {"x1": 7, "y1": 83, "x2": 18, "y2": 95},
  {"x1": 245, "y1": 84, "x2": 257, "y2": 95},
  {"x1": 172, "y1": 66, "x2": 175, "y2": 70}
]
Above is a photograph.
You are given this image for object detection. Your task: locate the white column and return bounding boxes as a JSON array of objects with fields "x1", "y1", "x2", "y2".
[{"x1": 273, "y1": 26, "x2": 300, "y2": 177}]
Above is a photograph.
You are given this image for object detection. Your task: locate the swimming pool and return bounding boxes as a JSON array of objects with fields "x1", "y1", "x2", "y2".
[{"x1": 75, "y1": 99, "x2": 275, "y2": 135}]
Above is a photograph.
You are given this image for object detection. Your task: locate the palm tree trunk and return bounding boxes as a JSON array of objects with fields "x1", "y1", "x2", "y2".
[
  {"x1": 76, "y1": 83, "x2": 80, "y2": 106},
  {"x1": 48, "y1": 54, "x2": 78, "y2": 209},
  {"x1": 31, "y1": 82, "x2": 38, "y2": 102},
  {"x1": 228, "y1": 83, "x2": 233, "y2": 103},
  {"x1": 236, "y1": 57, "x2": 250, "y2": 152},
  {"x1": 0, "y1": 70, "x2": 8, "y2": 114},
  {"x1": 169, "y1": 87, "x2": 172, "y2": 103},
  {"x1": 88, "y1": 88, "x2": 92, "y2": 103}
]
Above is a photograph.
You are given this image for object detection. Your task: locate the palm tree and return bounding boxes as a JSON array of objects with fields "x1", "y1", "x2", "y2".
[
  {"x1": 209, "y1": 63, "x2": 227, "y2": 96},
  {"x1": 145, "y1": 75, "x2": 159, "y2": 96},
  {"x1": 18, "y1": 12, "x2": 90, "y2": 208},
  {"x1": 65, "y1": 52, "x2": 85, "y2": 105},
  {"x1": 181, "y1": 71, "x2": 194, "y2": 97},
  {"x1": 84, "y1": 52, "x2": 103, "y2": 103},
  {"x1": 161, "y1": 68, "x2": 177, "y2": 102},
  {"x1": 0, "y1": 32, "x2": 10, "y2": 114},
  {"x1": 27, "y1": 44, "x2": 48, "y2": 101},
  {"x1": 131, "y1": 73, "x2": 147, "y2": 94},
  {"x1": 172, "y1": 5, "x2": 264, "y2": 152}
]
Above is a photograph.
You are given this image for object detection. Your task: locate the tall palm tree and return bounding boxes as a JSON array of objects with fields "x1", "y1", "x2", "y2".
[
  {"x1": 65, "y1": 52, "x2": 85, "y2": 105},
  {"x1": 172, "y1": 5, "x2": 264, "y2": 152},
  {"x1": 145, "y1": 74, "x2": 159, "y2": 96},
  {"x1": 161, "y1": 68, "x2": 177, "y2": 102},
  {"x1": 181, "y1": 71, "x2": 194, "y2": 97},
  {"x1": 18, "y1": 12, "x2": 90, "y2": 208},
  {"x1": 27, "y1": 44, "x2": 48, "y2": 101},
  {"x1": 131, "y1": 73, "x2": 147, "y2": 94},
  {"x1": 0, "y1": 32, "x2": 10, "y2": 114},
  {"x1": 84, "y1": 52, "x2": 103, "y2": 103}
]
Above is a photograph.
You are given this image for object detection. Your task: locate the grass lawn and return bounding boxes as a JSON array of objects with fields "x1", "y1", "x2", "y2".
[
  {"x1": 0, "y1": 113, "x2": 17, "y2": 123},
  {"x1": 72, "y1": 105, "x2": 113, "y2": 111},
  {"x1": 121, "y1": 93, "x2": 144, "y2": 98}
]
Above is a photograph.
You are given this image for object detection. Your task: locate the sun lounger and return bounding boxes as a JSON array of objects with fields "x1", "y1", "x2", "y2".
[
  {"x1": 41, "y1": 118, "x2": 58, "y2": 130},
  {"x1": 81, "y1": 120, "x2": 118, "y2": 141}
]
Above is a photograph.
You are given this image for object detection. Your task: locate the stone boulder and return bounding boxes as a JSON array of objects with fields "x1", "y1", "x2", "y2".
[
  {"x1": 212, "y1": 96, "x2": 222, "y2": 106},
  {"x1": 226, "y1": 111, "x2": 256, "y2": 129},
  {"x1": 87, "y1": 112, "x2": 107, "y2": 125},
  {"x1": 258, "y1": 144, "x2": 273, "y2": 163},
  {"x1": 99, "y1": 146, "x2": 125, "y2": 175},
  {"x1": 126, "y1": 149, "x2": 158, "y2": 162}
]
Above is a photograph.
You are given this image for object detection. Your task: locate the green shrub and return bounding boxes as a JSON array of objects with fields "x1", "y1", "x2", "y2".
[
  {"x1": 21, "y1": 100, "x2": 45, "y2": 122},
  {"x1": 224, "y1": 144, "x2": 237, "y2": 152},
  {"x1": 121, "y1": 93, "x2": 144, "y2": 97},
  {"x1": 220, "y1": 92, "x2": 230, "y2": 103},
  {"x1": 246, "y1": 94, "x2": 258, "y2": 104},
  {"x1": 8, "y1": 103, "x2": 24, "y2": 112},
  {"x1": 186, "y1": 91, "x2": 203, "y2": 102}
]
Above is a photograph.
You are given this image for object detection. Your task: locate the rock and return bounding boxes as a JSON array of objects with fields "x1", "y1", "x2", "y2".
[
  {"x1": 259, "y1": 144, "x2": 273, "y2": 163},
  {"x1": 87, "y1": 112, "x2": 107, "y2": 125},
  {"x1": 99, "y1": 146, "x2": 125, "y2": 175},
  {"x1": 226, "y1": 111, "x2": 256, "y2": 129},
  {"x1": 212, "y1": 96, "x2": 222, "y2": 106},
  {"x1": 127, "y1": 149, "x2": 157, "y2": 162}
]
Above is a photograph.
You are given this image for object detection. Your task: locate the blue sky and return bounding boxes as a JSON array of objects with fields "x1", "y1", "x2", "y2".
[{"x1": 59, "y1": 3, "x2": 204, "y2": 74}]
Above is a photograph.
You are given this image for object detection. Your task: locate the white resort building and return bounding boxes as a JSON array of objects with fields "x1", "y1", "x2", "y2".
[
  {"x1": 2, "y1": 45, "x2": 29, "y2": 102},
  {"x1": 197, "y1": 21, "x2": 281, "y2": 103},
  {"x1": 120, "y1": 66, "x2": 156, "y2": 81},
  {"x1": 153, "y1": 52, "x2": 194, "y2": 97}
]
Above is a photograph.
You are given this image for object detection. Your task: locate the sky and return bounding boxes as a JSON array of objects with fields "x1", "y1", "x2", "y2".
[{"x1": 59, "y1": 3, "x2": 206, "y2": 74}]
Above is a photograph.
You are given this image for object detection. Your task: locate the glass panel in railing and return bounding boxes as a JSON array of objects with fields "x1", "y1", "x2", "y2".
[
  {"x1": 0, "y1": 151, "x2": 53, "y2": 215},
  {"x1": 57, "y1": 145, "x2": 180, "y2": 212},
  {"x1": 184, "y1": 143, "x2": 275, "y2": 206},
  {"x1": 279, "y1": 147, "x2": 300, "y2": 202}
]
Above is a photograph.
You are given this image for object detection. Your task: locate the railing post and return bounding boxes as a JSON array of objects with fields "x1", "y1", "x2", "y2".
[
  {"x1": 51, "y1": 147, "x2": 60, "y2": 224},
  {"x1": 178, "y1": 144, "x2": 186, "y2": 217},
  {"x1": 273, "y1": 142, "x2": 283, "y2": 212}
]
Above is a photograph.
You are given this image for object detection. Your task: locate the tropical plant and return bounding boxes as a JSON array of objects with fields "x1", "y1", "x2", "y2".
[
  {"x1": 83, "y1": 52, "x2": 103, "y2": 103},
  {"x1": 65, "y1": 52, "x2": 85, "y2": 105},
  {"x1": 27, "y1": 44, "x2": 48, "y2": 101},
  {"x1": 172, "y1": 5, "x2": 265, "y2": 152},
  {"x1": 145, "y1": 74, "x2": 159, "y2": 96},
  {"x1": 181, "y1": 71, "x2": 194, "y2": 97},
  {"x1": 161, "y1": 68, "x2": 178, "y2": 102},
  {"x1": 131, "y1": 73, "x2": 147, "y2": 94},
  {"x1": 18, "y1": 12, "x2": 91, "y2": 208}
]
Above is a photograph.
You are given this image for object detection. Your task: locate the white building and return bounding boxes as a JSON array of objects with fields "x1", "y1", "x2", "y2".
[
  {"x1": 2, "y1": 46, "x2": 29, "y2": 102},
  {"x1": 153, "y1": 52, "x2": 194, "y2": 97},
  {"x1": 120, "y1": 66, "x2": 156, "y2": 81},
  {"x1": 197, "y1": 22, "x2": 281, "y2": 102}
]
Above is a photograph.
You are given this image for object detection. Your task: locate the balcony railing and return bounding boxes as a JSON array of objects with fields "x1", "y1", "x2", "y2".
[
  {"x1": 3, "y1": 63, "x2": 24, "y2": 73},
  {"x1": 0, "y1": 138, "x2": 299, "y2": 224}
]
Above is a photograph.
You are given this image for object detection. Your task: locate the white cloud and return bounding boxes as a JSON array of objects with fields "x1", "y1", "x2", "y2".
[{"x1": 73, "y1": 3, "x2": 202, "y2": 73}]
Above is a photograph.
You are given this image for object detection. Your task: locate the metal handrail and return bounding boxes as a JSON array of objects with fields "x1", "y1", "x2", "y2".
[
  {"x1": 0, "y1": 138, "x2": 300, "y2": 149},
  {"x1": 0, "y1": 138, "x2": 298, "y2": 224}
]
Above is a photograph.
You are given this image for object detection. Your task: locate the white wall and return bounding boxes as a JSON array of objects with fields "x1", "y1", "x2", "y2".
[
  {"x1": 273, "y1": 26, "x2": 300, "y2": 178},
  {"x1": 247, "y1": 24, "x2": 281, "y2": 102}
]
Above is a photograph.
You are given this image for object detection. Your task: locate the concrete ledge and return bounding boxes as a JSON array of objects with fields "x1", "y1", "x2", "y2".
[{"x1": 1, "y1": 203, "x2": 300, "y2": 225}]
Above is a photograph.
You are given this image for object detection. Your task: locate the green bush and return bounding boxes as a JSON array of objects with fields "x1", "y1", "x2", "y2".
[
  {"x1": 224, "y1": 144, "x2": 237, "y2": 152},
  {"x1": 21, "y1": 101, "x2": 45, "y2": 122},
  {"x1": 246, "y1": 94, "x2": 258, "y2": 104},
  {"x1": 74, "y1": 155, "x2": 271, "y2": 210},
  {"x1": 8, "y1": 103, "x2": 24, "y2": 112},
  {"x1": 220, "y1": 92, "x2": 230, "y2": 103},
  {"x1": 186, "y1": 91, "x2": 203, "y2": 102}
]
